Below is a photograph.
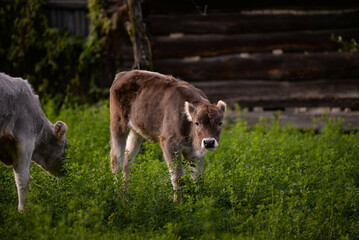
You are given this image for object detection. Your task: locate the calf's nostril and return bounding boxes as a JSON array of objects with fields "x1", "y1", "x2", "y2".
[{"x1": 204, "y1": 139, "x2": 215, "y2": 148}]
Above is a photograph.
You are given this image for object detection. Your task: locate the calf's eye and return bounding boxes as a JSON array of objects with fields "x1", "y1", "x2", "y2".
[
  {"x1": 218, "y1": 122, "x2": 223, "y2": 126},
  {"x1": 195, "y1": 122, "x2": 199, "y2": 126}
]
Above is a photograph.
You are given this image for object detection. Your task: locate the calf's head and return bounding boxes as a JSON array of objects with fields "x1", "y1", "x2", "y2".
[
  {"x1": 185, "y1": 100, "x2": 226, "y2": 155},
  {"x1": 32, "y1": 121, "x2": 68, "y2": 177}
]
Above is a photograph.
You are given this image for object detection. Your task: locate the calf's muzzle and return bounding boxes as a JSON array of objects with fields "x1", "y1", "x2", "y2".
[{"x1": 202, "y1": 138, "x2": 218, "y2": 150}]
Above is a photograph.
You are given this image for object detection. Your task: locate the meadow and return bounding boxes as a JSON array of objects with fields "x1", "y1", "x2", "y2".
[{"x1": 0, "y1": 101, "x2": 358, "y2": 239}]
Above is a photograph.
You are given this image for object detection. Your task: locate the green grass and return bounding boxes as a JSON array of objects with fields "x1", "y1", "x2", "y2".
[{"x1": 1, "y1": 101, "x2": 359, "y2": 239}]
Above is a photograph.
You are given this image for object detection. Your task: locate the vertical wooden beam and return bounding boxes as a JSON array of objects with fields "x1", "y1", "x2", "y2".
[{"x1": 125, "y1": 0, "x2": 153, "y2": 70}]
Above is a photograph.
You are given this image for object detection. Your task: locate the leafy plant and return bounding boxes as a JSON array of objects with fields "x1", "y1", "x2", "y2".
[
  {"x1": 332, "y1": 34, "x2": 358, "y2": 53},
  {"x1": 0, "y1": 0, "x2": 117, "y2": 102}
]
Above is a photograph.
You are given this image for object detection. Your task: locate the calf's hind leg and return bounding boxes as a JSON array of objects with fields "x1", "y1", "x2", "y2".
[
  {"x1": 110, "y1": 124, "x2": 128, "y2": 175},
  {"x1": 123, "y1": 129, "x2": 143, "y2": 181}
]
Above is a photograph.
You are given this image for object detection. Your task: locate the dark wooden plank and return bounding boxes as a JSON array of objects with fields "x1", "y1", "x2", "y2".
[
  {"x1": 67, "y1": 10, "x2": 75, "y2": 34},
  {"x1": 75, "y1": 10, "x2": 81, "y2": 36},
  {"x1": 58, "y1": 9, "x2": 62, "y2": 29},
  {"x1": 84, "y1": 13, "x2": 90, "y2": 36},
  {"x1": 154, "y1": 52, "x2": 359, "y2": 81},
  {"x1": 78, "y1": 11, "x2": 84, "y2": 36},
  {"x1": 48, "y1": 10, "x2": 55, "y2": 28},
  {"x1": 152, "y1": 28, "x2": 359, "y2": 58},
  {"x1": 53, "y1": 10, "x2": 59, "y2": 28},
  {"x1": 192, "y1": 79, "x2": 359, "y2": 108},
  {"x1": 148, "y1": 10, "x2": 359, "y2": 34}
]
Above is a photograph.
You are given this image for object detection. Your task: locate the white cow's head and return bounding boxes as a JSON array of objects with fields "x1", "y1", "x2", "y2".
[{"x1": 32, "y1": 121, "x2": 68, "y2": 176}]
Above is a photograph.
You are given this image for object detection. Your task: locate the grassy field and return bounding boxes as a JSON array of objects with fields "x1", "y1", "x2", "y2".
[{"x1": 1, "y1": 102, "x2": 359, "y2": 239}]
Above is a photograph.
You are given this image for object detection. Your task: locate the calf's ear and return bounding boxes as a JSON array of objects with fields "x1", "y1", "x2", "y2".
[
  {"x1": 184, "y1": 101, "x2": 195, "y2": 121},
  {"x1": 217, "y1": 100, "x2": 227, "y2": 113},
  {"x1": 54, "y1": 121, "x2": 67, "y2": 141}
]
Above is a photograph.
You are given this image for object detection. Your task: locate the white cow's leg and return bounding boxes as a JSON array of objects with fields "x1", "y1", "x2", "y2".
[
  {"x1": 160, "y1": 139, "x2": 185, "y2": 202},
  {"x1": 13, "y1": 143, "x2": 33, "y2": 212},
  {"x1": 123, "y1": 129, "x2": 143, "y2": 181}
]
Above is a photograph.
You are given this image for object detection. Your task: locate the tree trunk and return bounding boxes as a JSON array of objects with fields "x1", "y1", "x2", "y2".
[{"x1": 125, "y1": 0, "x2": 153, "y2": 70}]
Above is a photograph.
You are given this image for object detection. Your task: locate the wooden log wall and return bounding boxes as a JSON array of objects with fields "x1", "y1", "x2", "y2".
[
  {"x1": 136, "y1": 4, "x2": 359, "y2": 114},
  {"x1": 119, "y1": 1, "x2": 358, "y2": 129},
  {"x1": 13, "y1": 0, "x2": 359, "y2": 128}
]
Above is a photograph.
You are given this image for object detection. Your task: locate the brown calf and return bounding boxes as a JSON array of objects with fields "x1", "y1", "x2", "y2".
[{"x1": 110, "y1": 70, "x2": 226, "y2": 200}]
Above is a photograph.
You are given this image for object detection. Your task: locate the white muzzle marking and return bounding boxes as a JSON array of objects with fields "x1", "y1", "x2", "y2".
[{"x1": 201, "y1": 138, "x2": 218, "y2": 150}]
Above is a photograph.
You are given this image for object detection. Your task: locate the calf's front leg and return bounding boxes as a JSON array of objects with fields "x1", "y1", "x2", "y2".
[{"x1": 160, "y1": 138, "x2": 185, "y2": 202}]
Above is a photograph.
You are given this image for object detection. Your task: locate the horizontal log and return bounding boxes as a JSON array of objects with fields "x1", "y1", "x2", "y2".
[
  {"x1": 152, "y1": 28, "x2": 359, "y2": 58},
  {"x1": 146, "y1": 0, "x2": 359, "y2": 14},
  {"x1": 148, "y1": 10, "x2": 359, "y2": 34},
  {"x1": 229, "y1": 110, "x2": 359, "y2": 131},
  {"x1": 154, "y1": 52, "x2": 359, "y2": 81},
  {"x1": 192, "y1": 79, "x2": 359, "y2": 108}
]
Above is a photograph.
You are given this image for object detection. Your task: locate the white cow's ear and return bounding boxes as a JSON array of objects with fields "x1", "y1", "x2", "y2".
[
  {"x1": 217, "y1": 100, "x2": 227, "y2": 113},
  {"x1": 54, "y1": 121, "x2": 67, "y2": 141},
  {"x1": 184, "y1": 101, "x2": 195, "y2": 121}
]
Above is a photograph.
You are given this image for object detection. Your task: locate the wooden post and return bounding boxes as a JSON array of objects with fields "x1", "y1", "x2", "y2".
[{"x1": 125, "y1": 0, "x2": 153, "y2": 70}]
